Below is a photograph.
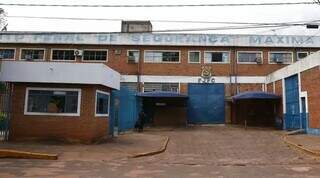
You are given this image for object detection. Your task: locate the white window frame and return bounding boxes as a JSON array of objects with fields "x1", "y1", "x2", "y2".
[
  {"x1": 144, "y1": 50, "x2": 181, "y2": 63},
  {"x1": 24, "y1": 87, "x2": 82, "y2": 116},
  {"x1": 268, "y1": 51, "x2": 293, "y2": 64},
  {"x1": 95, "y1": 90, "x2": 110, "y2": 117},
  {"x1": 237, "y1": 51, "x2": 263, "y2": 64},
  {"x1": 127, "y1": 49, "x2": 140, "y2": 63},
  {"x1": 0, "y1": 48, "x2": 16, "y2": 60},
  {"x1": 19, "y1": 48, "x2": 46, "y2": 61},
  {"x1": 188, "y1": 51, "x2": 201, "y2": 64},
  {"x1": 50, "y1": 48, "x2": 76, "y2": 61},
  {"x1": 296, "y1": 51, "x2": 309, "y2": 61},
  {"x1": 82, "y1": 49, "x2": 108, "y2": 62},
  {"x1": 204, "y1": 51, "x2": 230, "y2": 64}
]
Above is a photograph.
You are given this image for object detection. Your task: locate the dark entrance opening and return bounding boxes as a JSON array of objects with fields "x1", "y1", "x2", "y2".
[
  {"x1": 232, "y1": 91, "x2": 281, "y2": 128},
  {"x1": 137, "y1": 91, "x2": 188, "y2": 127}
]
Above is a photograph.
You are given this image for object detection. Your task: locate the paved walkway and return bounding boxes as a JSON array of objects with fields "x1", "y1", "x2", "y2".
[{"x1": 1, "y1": 126, "x2": 320, "y2": 178}]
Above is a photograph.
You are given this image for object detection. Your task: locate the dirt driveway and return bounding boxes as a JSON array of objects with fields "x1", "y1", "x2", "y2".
[{"x1": 1, "y1": 126, "x2": 320, "y2": 178}]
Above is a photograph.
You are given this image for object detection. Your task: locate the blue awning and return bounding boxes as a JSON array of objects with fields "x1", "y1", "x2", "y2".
[
  {"x1": 232, "y1": 91, "x2": 281, "y2": 102},
  {"x1": 136, "y1": 91, "x2": 188, "y2": 98}
]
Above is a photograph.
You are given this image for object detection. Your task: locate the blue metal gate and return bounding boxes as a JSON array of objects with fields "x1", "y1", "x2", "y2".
[
  {"x1": 187, "y1": 83, "x2": 225, "y2": 124},
  {"x1": 284, "y1": 75, "x2": 301, "y2": 130},
  {"x1": 0, "y1": 82, "x2": 11, "y2": 142},
  {"x1": 109, "y1": 87, "x2": 141, "y2": 135}
]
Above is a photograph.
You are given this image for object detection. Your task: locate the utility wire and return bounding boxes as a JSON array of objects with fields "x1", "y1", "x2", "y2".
[
  {"x1": 0, "y1": 24, "x2": 312, "y2": 34},
  {"x1": 0, "y1": 2, "x2": 318, "y2": 8},
  {"x1": 6, "y1": 15, "x2": 320, "y2": 25}
]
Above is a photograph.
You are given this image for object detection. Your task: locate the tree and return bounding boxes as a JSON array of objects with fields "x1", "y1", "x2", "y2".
[{"x1": 0, "y1": 8, "x2": 7, "y2": 31}]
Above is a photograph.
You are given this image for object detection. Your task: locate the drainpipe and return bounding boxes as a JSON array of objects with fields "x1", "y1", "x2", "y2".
[{"x1": 137, "y1": 49, "x2": 142, "y2": 92}]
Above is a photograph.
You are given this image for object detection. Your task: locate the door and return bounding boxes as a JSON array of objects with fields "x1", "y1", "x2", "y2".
[
  {"x1": 300, "y1": 97, "x2": 307, "y2": 130},
  {"x1": 284, "y1": 75, "x2": 300, "y2": 130},
  {"x1": 188, "y1": 83, "x2": 225, "y2": 124}
]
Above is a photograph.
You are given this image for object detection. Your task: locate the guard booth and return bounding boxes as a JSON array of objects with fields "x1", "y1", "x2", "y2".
[
  {"x1": 137, "y1": 91, "x2": 188, "y2": 127},
  {"x1": 232, "y1": 91, "x2": 281, "y2": 128}
]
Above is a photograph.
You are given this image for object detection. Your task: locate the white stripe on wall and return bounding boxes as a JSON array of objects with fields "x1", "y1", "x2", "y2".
[{"x1": 121, "y1": 75, "x2": 266, "y2": 84}]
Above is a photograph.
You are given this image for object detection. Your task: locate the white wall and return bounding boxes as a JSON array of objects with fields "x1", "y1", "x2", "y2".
[{"x1": 0, "y1": 61, "x2": 120, "y2": 90}]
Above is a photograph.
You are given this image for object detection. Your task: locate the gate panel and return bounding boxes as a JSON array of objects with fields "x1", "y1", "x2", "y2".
[
  {"x1": 284, "y1": 75, "x2": 300, "y2": 130},
  {"x1": 110, "y1": 87, "x2": 141, "y2": 134},
  {"x1": 188, "y1": 83, "x2": 225, "y2": 124},
  {"x1": 0, "y1": 83, "x2": 11, "y2": 142}
]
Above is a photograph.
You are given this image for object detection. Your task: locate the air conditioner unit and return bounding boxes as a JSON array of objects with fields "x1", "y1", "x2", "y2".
[
  {"x1": 275, "y1": 58, "x2": 283, "y2": 63},
  {"x1": 74, "y1": 49, "x2": 83, "y2": 57},
  {"x1": 127, "y1": 56, "x2": 137, "y2": 63},
  {"x1": 255, "y1": 57, "x2": 262, "y2": 64}
]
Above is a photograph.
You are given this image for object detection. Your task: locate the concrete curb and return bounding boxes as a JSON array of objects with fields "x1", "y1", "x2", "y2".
[
  {"x1": 129, "y1": 136, "x2": 169, "y2": 158},
  {"x1": 282, "y1": 135, "x2": 320, "y2": 157},
  {"x1": 0, "y1": 149, "x2": 58, "y2": 160}
]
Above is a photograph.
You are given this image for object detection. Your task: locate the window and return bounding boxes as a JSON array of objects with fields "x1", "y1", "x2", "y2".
[
  {"x1": 297, "y1": 52, "x2": 308, "y2": 61},
  {"x1": 237, "y1": 51, "x2": 263, "y2": 63},
  {"x1": 269, "y1": 52, "x2": 293, "y2": 64},
  {"x1": 204, "y1": 51, "x2": 229, "y2": 63},
  {"x1": 83, "y1": 50, "x2": 107, "y2": 61},
  {"x1": 0, "y1": 49, "x2": 15, "y2": 60},
  {"x1": 20, "y1": 49, "x2": 45, "y2": 61},
  {"x1": 144, "y1": 83, "x2": 179, "y2": 92},
  {"x1": 127, "y1": 50, "x2": 140, "y2": 63},
  {"x1": 95, "y1": 90, "x2": 110, "y2": 117},
  {"x1": 121, "y1": 82, "x2": 138, "y2": 92},
  {"x1": 25, "y1": 88, "x2": 81, "y2": 116},
  {"x1": 51, "y1": 49, "x2": 75, "y2": 61},
  {"x1": 188, "y1": 51, "x2": 200, "y2": 63},
  {"x1": 144, "y1": 51, "x2": 180, "y2": 63}
]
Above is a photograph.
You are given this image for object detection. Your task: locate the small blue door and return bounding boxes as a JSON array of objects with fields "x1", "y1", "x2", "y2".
[
  {"x1": 301, "y1": 97, "x2": 307, "y2": 130},
  {"x1": 284, "y1": 75, "x2": 300, "y2": 130},
  {"x1": 188, "y1": 83, "x2": 225, "y2": 124}
]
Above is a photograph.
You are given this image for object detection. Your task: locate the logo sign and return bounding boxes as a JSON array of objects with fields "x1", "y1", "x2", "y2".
[{"x1": 198, "y1": 66, "x2": 215, "y2": 83}]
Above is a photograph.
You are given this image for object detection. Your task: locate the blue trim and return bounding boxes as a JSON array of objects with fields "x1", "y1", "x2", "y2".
[{"x1": 305, "y1": 113, "x2": 320, "y2": 135}]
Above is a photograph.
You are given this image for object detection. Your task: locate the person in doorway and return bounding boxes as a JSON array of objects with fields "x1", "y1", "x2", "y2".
[{"x1": 135, "y1": 110, "x2": 146, "y2": 132}]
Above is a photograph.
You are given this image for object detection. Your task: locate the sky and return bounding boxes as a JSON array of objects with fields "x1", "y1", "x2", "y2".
[{"x1": 1, "y1": 0, "x2": 320, "y2": 35}]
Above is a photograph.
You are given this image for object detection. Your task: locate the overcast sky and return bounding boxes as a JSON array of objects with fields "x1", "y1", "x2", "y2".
[{"x1": 1, "y1": 0, "x2": 320, "y2": 35}]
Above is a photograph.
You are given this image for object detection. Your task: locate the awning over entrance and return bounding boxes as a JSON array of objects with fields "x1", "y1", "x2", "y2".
[
  {"x1": 231, "y1": 91, "x2": 282, "y2": 128},
  {"x1": 136, "y1": 91, "x2": 188, "y2": 98},
  {"x1": 232, "y1": 91, "x2": 280, "y2": 102}
]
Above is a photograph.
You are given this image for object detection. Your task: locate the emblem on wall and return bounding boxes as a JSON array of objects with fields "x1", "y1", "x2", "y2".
[{"x1": 198, "y1": 66, "x2": 215, "y2": 83}]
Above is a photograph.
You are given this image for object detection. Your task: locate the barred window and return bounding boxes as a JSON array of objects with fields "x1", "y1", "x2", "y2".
[
  {"x1": 297, "y1": 52, "x2": 308, "y2": 61},
  {"x1": 20, "y1": 49, "x2": 45, "y2": 61},
  {"x1": 204, "y1": 51, "x2": 229, "y2": 63},
  {"x1": 52, "y1": 50, "x2": 75, "y2": 61},
  {"x1": 144, "y1": 51, "x2": 180, "y2": 63},
  {"x1": 121, "y1": 82, "x2": 138, "y2": 92},
  {"x1": 237, "y1": 52, "x2": 262, "y2": 63},
  {"x1": 0, "y1": 49, "x2": 15, "y2": 60},
  {"x1": 83, "y1": 50, "x2": 107, "y2": 61},
  {"x1": 269, "y1": 52, "x2": 293, "y2": 64},
  {"x1": 144, "y1": 83, "x2": 179, "y2": 92},
  {"x1": 188, "y1": 51, "x2": 200, "y2": 63}
]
